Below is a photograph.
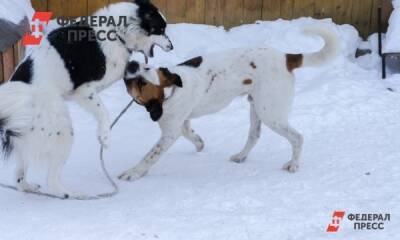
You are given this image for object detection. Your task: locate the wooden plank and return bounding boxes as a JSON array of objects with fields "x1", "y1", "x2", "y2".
[
  {"x1": 0, "y1": 53, "x2": 4, "y2": 83},
  {"x1": 31, "y1": 0, "x2": 48, "y2": 12},
  {"x1": 68, "y1": 0, "x2": 88, "y2": 17},
  {"x1": 262, "y1": 0, "x2": 281, "y2": 20},
  {"x1": 88, "y1": 0, "x2": 109, "y2": 15},
  {"x1": 152, "y1": 0, "x2": 168, "y2": 17},
  {"x1": 243, "y1": 0, "x2": 262, "y2": 23},
  {"x1": 223, "y1": 0, "x2": 244, "y2": 28},
  {"x1": 280, "y1": 0, "x2": 294, "y2": 20},
  {"x1": 351, "y1": 0, "x2": 373, "y2": 38},
  {"x1": 166, "y1": 0, "x2": 186, "y2": 23},
  {"x1": 292, "y1": 0, "x2": 315, "y2": 19},
  {"x1": 314, "y1": 0, "x2": 334, "y2": 19},
  {"x1": 2, "y1": 47, "x2": 15, "y2": 81},
  {"x1": 330, "y1": 0, "x2": 353, "y2": 25},
  {"x1": 48, "y1": 0, "x2": 69, "y2": 17},
  {"x1": 186, "y1": 0, "x2": 205, "y2": 24},
  {"x1": 205, "y1": 0, "x2": 224, "y2": 26}
]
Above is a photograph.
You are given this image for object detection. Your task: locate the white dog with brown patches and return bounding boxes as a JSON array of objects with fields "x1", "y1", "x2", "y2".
[{"x1": 119, "y1": 26, "x2": 340, "y2": 181}]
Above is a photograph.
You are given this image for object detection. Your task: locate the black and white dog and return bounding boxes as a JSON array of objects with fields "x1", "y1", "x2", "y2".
[
  {"x1": 120, "y1": 26, "x2": 340, "y2": 181},
  {"x1": 0, "y1": 0, "x2": 172, "y2": 198}
]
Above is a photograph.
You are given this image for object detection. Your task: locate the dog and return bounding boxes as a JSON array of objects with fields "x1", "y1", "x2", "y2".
[
  {"x1": 0, "y1": 0, "x2": 173, "y2": 198},
  {"x1": 119, "y1": 26, "x2": 341, "y2": 181}
]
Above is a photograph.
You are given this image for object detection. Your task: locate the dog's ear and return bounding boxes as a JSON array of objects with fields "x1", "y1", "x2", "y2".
[
  {"x1": 159, "y1": 67, "x2": 183, "y2": 88},
  {"x1": 145, "y1": 99, "x2": 163, "y2": 121}
]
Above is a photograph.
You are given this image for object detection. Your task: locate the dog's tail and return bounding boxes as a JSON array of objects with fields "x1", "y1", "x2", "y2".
[
  {"x1": 0, "y1": 82, "x2": 35, "y2": 158},
  {"x1": 300, "y1": 26, "x2": 341, "y2": 68}
]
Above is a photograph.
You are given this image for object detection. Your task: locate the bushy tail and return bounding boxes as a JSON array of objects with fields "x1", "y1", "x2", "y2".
[
  {"x1": 302, "y1": 26, "x2": 341, "y2": 68},
  {"x1": 0, "y1": 82, "x2": 35, "y2": 157}
]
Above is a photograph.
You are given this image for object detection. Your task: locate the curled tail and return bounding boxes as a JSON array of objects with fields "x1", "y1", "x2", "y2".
[
  {"x1": 302, "y1": 26, "x2": 341, "y2": 68},
  {"x1": 286, "y1": 26, "x2": 341, "y2": 73},
  {"x1": 0, "y1": 82, "x2": 35, "y2": 157}
]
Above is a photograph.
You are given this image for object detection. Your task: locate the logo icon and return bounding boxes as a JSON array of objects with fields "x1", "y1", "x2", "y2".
[
  {"x1": 326, "y1": 211, "x2": 346, "y2": 233},
  {"x1": 23, "y1": 12, "x2": 53, "y2": 46}
]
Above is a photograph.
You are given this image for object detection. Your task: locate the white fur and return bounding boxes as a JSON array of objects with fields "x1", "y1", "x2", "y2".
[
  {"x1": 0, "y1": 2, "x2": 172, "y2": 198},
  {"x1": 119, "y1": 26, "x2": 341, "y2": 181}
]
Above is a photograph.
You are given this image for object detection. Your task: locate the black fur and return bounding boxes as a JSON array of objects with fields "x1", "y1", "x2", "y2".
[
  {"x1": 178, "y1": 56, "x2": 203, "y2": 68},
  {"x1": 145, "y1": 99, "x2": 163, "y2": 121},
  {"x1": 135, "y1": 0, "x2": 166, "y2": 36},
  {"x1": 126, "y1": 61, "x2": 140, "y2": 74},
  {"x1": 10, "y1": 57, "x2": 33, "y2": 84},
  {"x1": 0, "y1": 118, "x2": 21, "y2": 158},
  {"x1": 47, "y1": 25, "x2": 106, "y2": 89},
  {"x1": 159, "y1": 68, "x2": 183, "y2": 87}
]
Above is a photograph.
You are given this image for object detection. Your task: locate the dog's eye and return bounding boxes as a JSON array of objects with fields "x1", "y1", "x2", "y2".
[
  {"x1": 150, "y1": 28, "x2": 155, "y2": 33},
  {"x1": 144, "y1": 67, "x2": 150, "y2": 71}
]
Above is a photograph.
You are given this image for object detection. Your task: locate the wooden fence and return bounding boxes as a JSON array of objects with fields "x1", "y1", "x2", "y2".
[{"x1": 31, "y1": 0, "x2": 388, "y2": 38}]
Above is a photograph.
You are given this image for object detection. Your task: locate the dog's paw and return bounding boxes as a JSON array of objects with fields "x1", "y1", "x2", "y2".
[
  {"x1": 17, "y1": 181, "x2": 41, "y2": 193},
  {"x1": 195, "y1": 138, "x2": 205, "y2": 152},
  {"x1": 282, "y1": 161, "x2": 299, "y2": 173},
  {"x1": 230, "y1": 153, "x2": 247, "y2": 164},
  {"x1": 119, "y1": 168, "x2": 148, "y2": 182}
]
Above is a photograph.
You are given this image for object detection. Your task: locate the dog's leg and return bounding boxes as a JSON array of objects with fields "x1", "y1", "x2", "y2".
[
  {"x1": 15, "y1": 152, "x2": 40, "y2": 192},
  {"x1": 182, "y1": 120, "x2": 204, "y2": 152},
  {"x1": 265, "y1": 122, "x2": 303, "y2": 173},
  {"x1": 46, "y1": 128, "x2": 85, "y2": 199},
  {"x1": 70, "y1": 86, "x2": 110, "y2": 148},
  {"x1": 119, "y1": 126, "x2": 182, "y2": 182},
  {"x1": 230, "y1": 96, "x2": 261, "y2": 163}
]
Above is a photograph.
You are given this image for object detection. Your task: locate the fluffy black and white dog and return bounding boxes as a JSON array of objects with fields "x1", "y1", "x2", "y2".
[{"x1": 0, "y1": 0, "x2": 172, "y2": 198}]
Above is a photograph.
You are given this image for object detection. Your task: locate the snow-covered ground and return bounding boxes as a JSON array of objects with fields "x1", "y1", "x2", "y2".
[{"x1": 1, "y1": 18, "x2": 399, "y2": 240}]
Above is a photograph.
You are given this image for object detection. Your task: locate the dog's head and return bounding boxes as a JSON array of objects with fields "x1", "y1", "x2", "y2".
[
  {"x1": 124, "y1": 61, "x2": 182, "y2": 121},
  {"x1": 112, "y1": 0, "x2": 173, "y2": 57}
]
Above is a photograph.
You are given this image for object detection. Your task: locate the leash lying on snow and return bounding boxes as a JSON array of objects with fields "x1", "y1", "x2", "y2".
[{"x1": 0, "y1": 99, "x2": 136, "y2": 200}]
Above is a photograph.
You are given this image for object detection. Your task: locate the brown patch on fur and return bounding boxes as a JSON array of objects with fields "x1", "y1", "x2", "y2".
[
  {"x1": 243, "y1": 79, "x2": 253, "y2": 85},
  {"x1": 286, "y1": 54, "x2": 303, "y2": 72},
  {"x1": 250, "y1": 62, "x2": 257, "y2": 69}
]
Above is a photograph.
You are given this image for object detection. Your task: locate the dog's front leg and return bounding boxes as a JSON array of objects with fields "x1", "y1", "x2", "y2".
[
  {"x1": 119, "y1": 130, "x2": 181, "y2": 182},
  {"x1": 70, "y1": 86, "x2": 110, "y2": 148}
]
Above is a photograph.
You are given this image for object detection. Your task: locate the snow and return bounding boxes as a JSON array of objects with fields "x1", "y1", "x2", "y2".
[
  {"x1": 1, "y1": 18, "x2": 400, "y2": 239},
  {"x1": 0, "y1": 0, "x2": 33, "y2": 25},
  {"x1": 384, "y1": 0, "x2": 400, "y2": 53}
]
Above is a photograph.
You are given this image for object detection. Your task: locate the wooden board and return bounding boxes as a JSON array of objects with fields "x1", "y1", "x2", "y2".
[
  {"x1": 293, "y1": 0, "x2": 315, "y2": 19},
  {"x1": 262, "y1": 0, "x2": 281, "y2": 20},
  {"x1": 244, "y1": 0, "x2": 263, "y2": 24},
  {"x1": 2, "y1": 47, "x2": 15, "y2": 82},
  {"x1": 68, "y1": 0, "x2": 88, "y2": 17},
  {"x1": 152, "y1": 0, "x2": 168, "y2": 17},
  {"x1": 205, "y1": 0, "x2": 224, "y2": 26},
  {"x1": 88, "y1": 0, "x2": 109, "y2": 15},
  {"x1": 186, "y1": 0, "x2": 205, "y2": 24},
  {"x1": 224, "y1": 0, "x2": 244, "y2": 28},
  {"x1": 48, "y1": 0, "x2": 69, "y2": 17},
  {"x1": 32, "y1": 0, "x2": 48, "y2": 11},
  {"x1": 280, "y1": 0, "x2": 294, "y2": 20},
  {"x1": 166, "y1": 0, "x2": 186, "y2": 23}
]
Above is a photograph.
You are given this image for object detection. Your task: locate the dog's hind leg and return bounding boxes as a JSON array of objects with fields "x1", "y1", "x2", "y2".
[
  {"x1": 182, "y1": 120, "x2": 204, "y2": 152},
  {"x1": 230, "y1": 96, "x2": 261, "y2": 163},
  {"x1": 15, "y1": 152, "x2": 40, "y2": 192},
  {"x1": 119, "y1": 123, "x2": 183, "y2": 182}
]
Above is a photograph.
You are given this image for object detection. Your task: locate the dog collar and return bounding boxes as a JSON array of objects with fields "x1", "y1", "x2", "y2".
[{"x1": 116, "y1": 34, "x2": 132, "y2": 54}]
